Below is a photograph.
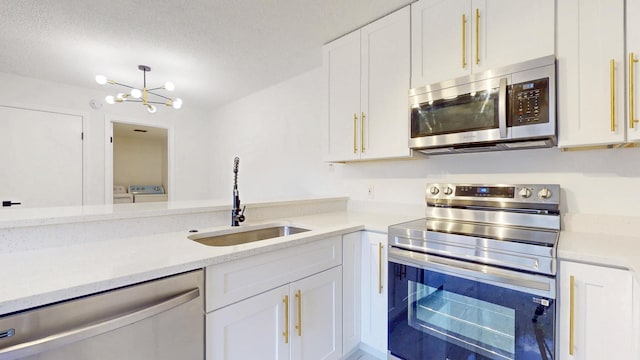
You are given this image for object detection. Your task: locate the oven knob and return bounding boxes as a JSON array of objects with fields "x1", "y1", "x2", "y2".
[
  {"x1": 429, "y1": 186, "x2": 440, "y2": 195},
  {"x1": 538, "y1": 188, "x2": 552, "y2": 199},
  {"x1": 444, "y1": 187, "x2": 453, "y2": 195},
  {"x1": 518, "y1": 188, "x2": 532, "y2": 198}
]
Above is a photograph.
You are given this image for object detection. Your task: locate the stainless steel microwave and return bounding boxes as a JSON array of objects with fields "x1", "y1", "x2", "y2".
[{"x1": 408, "y1": 55, "x2": 556, "y2": 154}]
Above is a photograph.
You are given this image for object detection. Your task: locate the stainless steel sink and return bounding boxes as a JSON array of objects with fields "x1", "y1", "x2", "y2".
[{"x1": 188, "y1": 225, "x2": 310, "y2": 246}]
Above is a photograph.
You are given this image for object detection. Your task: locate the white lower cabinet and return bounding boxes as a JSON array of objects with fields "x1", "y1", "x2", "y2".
[
  {"x1": 360, "y1": 231, "x2": 388, "y2": 358},
  {"x1": 558, "y1": 261, "x2": 633, "y2": 360},
  {"x1": 342, "y1": 232, "x2": 362, "y2": 356},
  {"x1": 207, "y1": 267, "x2": 342, "y2": 360},
  {"x1": 205, "y1": 237, "x2": 343, "y2": 360}
]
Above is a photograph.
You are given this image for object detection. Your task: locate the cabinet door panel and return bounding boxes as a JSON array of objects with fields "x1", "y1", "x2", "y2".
[
  {"x1": 291, "y1": 266, "x2": 342, "y2": 360},
  {"x1": 474, "y1": 0, "x2": 554, "y2": 72},
  {"x1": 342, "y1": 232, "x2": 361, "y2": 355},
  {"x1": 627, "y1": 0, "x2": 640, "y2": 142},
  {"x1": 558, "y1": 262, "x2": 632, "y2": 360},
  {"x1": 411, "y1": 0, "x2": 470, "y2": 88},
  {"x1": 324, "y1": 31, "x2": 361, "y2": 161},
  {"x1": 557, "y1": 0, "x2": 625, "y2": 147},
  {"x1": 360, "y1": 6, "x2": 411, "y2": 160},
  {"x1": 207, "y1": 285, "x2": 289, "y2": 360},
  {"x1": 360, "y1": 232, "x2": 387, "y2": 356}
]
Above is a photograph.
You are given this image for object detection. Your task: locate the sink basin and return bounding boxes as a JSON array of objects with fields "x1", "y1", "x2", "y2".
[{"x1": 188, "y1": 224, "x2": 311, "y2": 247}]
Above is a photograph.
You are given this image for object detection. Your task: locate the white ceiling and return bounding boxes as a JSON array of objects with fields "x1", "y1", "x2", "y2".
[{"x1": 0, "y1": 0, "x2": 413, "y2": 111}]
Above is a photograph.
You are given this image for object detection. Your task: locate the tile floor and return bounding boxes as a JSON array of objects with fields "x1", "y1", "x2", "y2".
[{"x1": 344, "y1": 349, "x2": 381, "y2": 360}]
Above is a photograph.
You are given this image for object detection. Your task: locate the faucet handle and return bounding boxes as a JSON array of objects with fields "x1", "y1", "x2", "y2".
[{"x1": 238, "y1": 205, "x2": 246, "y2": 223}]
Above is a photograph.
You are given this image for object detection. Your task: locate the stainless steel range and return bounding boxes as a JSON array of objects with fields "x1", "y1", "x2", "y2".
[{"x1": 387, "y1": 183, "x2": 560, "y2": 360}]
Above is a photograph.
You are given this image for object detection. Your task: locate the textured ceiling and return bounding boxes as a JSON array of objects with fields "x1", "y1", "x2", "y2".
[{"x1": 0, "y1": 0, "x2": 413, "y2": 111}]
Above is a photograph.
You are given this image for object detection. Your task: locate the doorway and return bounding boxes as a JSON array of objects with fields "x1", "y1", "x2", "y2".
[{"x1": 105, "y1": 118, "x2": 172, "y2": 204}]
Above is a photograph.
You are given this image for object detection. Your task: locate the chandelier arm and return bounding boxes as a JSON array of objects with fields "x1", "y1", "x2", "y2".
[
  {"x1": 146, "y1": 100, "x2": 171, "y2": 105},
  {"x1": 110, "y1": 82, "x2": 136, "y2": 90},
  {"x1": 146, "y1": 91, "x2": 173, "y2": 101},
  {"x1": 147, "y1": 86, "x2": 165, "y2": 91}
]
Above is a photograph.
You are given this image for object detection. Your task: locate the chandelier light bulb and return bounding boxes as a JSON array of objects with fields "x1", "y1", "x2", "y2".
[
  {"x1": 130, "y1": 88, "x2": 142, "y2": 99},
  {"x1": 116, "y1": 93, "x2": 126, "y2": 101},
  {"x1": 164, "y1": 82, "x2": 175, "y2": 91},
  {"x1": 147, "y1": 104, "x2": 157, "y2": 114},
  {"x1": 172, "y1": 98, "x2": 183, "y2": 109},
  {"x1": 105, "y1": 95, "x2": 115, "y2": 104},
  {"x1": 95, "y1": 75, "x2": 107, "y2": 85}
]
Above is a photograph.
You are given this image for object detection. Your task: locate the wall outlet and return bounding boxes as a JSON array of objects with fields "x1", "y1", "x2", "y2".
[{"x1": 367, "y1": 185, "x2": 375, "y2": 200}]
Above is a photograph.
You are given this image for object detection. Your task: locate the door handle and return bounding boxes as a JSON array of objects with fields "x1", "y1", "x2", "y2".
[
  {"x1": 498, "y1": 77, "x2": 508, "y2": 138},
  {"x1": 461, "y1": 14, "x2": 467, "y2": 68},
  {"x1": 2, "y1": 201, "x2": 22, "y2": 207},
  {"x1": 353, "y1": 113, "x2": 358, "y2": 154},
  {"x1": 569, "y1": 275, "x2": 575, "y2": 355},
  {"x1": 295, "y1": 290, "x2": 302, "y2": 336},
  {"x1": 611, "y1": 59, "x2": 616, "y2": 132},
  {"x1": 630, "y1": 53, "x2": 639, "y2": 129},
  {"x1": 361, "y1": 112, "x2": 366, "y2": 152},
  {"x1": 475, "y1": 8, "x2": 480, "y2": 65},
  {"x1": 283, "y1": 295, "x2": 289, "y2": 344},
  {"x1": 378, "y1": 242, "x2": 384, "y2": 294}
]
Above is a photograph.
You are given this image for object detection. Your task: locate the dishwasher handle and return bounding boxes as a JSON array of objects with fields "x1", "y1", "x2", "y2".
[{"x1": 0, "y1": 288, "x2": 200, "y2": 359}]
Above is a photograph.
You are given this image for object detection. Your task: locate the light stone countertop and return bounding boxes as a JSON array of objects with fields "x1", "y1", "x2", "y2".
[
  {"x1": 1, "y1": 207, "x2": 638, "y2": 317},
  {"x1": 0, "y1": 211, "x2": 415, "y2": 315}
]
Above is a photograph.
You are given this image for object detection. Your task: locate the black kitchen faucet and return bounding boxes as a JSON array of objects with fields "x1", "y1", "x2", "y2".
[{"x1": 231, "y1": 156, "x2": 246, "y2": 226}]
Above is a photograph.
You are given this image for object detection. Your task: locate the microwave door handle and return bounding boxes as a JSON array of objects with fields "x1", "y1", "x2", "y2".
[{"x1": 499, "y1": 77, "x2": 508, "y2": 138}]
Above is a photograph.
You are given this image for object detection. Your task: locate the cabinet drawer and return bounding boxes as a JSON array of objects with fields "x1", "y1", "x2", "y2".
[{"x1": 206, "y1": 236, "x2": 342, "y2": 312}]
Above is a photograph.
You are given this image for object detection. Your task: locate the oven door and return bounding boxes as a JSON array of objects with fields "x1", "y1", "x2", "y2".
[
  {"x1": 409, "y1": 76, "x2": 509, "y2": 149},
  {"x1": 388, "y1": 247, "x2": 555, "y2": 360}
]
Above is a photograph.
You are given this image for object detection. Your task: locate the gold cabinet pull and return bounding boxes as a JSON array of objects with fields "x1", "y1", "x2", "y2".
[
  {"x1": 630, "y1": 53, "x2": 639, "y2": 129},
  {"x1": 462, "y1": 14, "x2": 467, "y2": 68},
  {"x1": 353, "y1": 113, "x2": 358, "y2": 154},
  {"x1": 475, "y1": 9, "x2": 480, "y2": 65},
  {"x1": 283, "y1": 295, "x2": 289, "y2": 344},
  {"x1": 569, "y1": 275, "x2": 575, "y2": 355},
  {"x1": 295, "y1": 290, "x2": 302, "y2": 336},
  {"x1": 611, "y1": 59, "x2": 616, "y2": 132},
  {"x1": 361, "y1": 112, "x2": 366, "y2": 152},
  {"x1": 378, "y1": 242, "x2": 383, "y2": 294}
]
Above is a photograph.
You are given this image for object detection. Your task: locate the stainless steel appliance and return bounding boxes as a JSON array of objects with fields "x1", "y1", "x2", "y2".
[
  {"x1": 0, "y1": 270, "x2": 204, "y2": 360},
  {"x1": 409, "y1": 56, "x2": 556, "y2": 154},
  {"x1": 388, "y1": 184, "x2": 560, "y2": 360}
]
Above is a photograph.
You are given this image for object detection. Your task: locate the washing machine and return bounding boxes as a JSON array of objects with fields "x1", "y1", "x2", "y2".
[
  {"x1": 129, "y1": 185, "x2": 168, "y2": 203},
  {"x1": 113, "y1": 185, "x2": 133, "y2": 204}
]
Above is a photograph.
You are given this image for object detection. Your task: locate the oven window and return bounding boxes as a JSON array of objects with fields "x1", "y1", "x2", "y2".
[
  {"x1": 409, "y1": 282, "x2": 516, "y2": 359},
  {"x1": 388, "y1": 262, "x2": 555, "y2": 360},
  {"x1": 411, "y1": 88, "x2": 499, "y2": 138}
]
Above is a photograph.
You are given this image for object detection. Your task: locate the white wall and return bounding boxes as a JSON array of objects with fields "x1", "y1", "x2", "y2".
[
  {"x1": 209, "y1": 68, "x2": 338, "y2": 202},
  {"x1": 113, "y1": 136, "x2": 166, "y2": 187},
  {"x1": 210, "y1": 66, "x2": 640, "y2": 217},
  {"x1": 0, "y1": 72, "x2": 212, "y2": 204}
]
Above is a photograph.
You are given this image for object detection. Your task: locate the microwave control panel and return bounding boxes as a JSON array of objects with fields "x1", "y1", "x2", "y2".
[{"x1": 510, "y1": 77, "x2": 549, "y2": 126}]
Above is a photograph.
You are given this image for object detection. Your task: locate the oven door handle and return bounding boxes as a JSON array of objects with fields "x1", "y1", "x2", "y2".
[
  {"x1": 388, "y1": 246, "x2": 555, "y2": 298},
  {"x1": 498, "y1": 77, "x2": 508, "y2": 139}
]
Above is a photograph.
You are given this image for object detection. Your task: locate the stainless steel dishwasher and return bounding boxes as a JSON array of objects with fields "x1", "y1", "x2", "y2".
[{"x1": 0, "y1": 269, "x2": 204, "y2": 360}]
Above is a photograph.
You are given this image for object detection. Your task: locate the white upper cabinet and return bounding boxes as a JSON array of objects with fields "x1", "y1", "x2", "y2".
[
  {"x1": 557, "y1": 0, "x2": 626, "y2": 147},
  {"x1": 411, "y1": 0, "x2": 555, "y2": 88},
  {"x1": 323, "y1": 6, "x2": 412, "y2": 162},
  {"x1": 627, "y1": 0, "x2": 640, "y2": 142}
]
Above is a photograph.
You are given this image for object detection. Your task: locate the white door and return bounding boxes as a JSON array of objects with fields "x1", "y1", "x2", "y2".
[
  {"x1": 323, "y1": 30, "x2": 361, "y2": 162},
  {"x1": 360, "y1": 6, "x2": 411, "y2": 161},
  {"x1": 0, "y1": 105, "x2": 83, "y2": 208},
  {"x1": 207, "y1": 285, "x2": 289, "y2": 360},
  {"x1": 290, "y1": 267, "x2": 342, "y2": 360},
  {"x1": 558, "y1": 261, "x2": 633, "y2": 359},
  {"x1": 557, "y1": 0, "x2": 626, "y2": 147},
  {"x1": 474, "y1": 0, "x2": 555, "y2": 73},
  {"x1": 411, "y1": 0, "x2": 470, "y2": 88},
  {"x1": 360, "y1": 232, "x2": 388, "y2": 356}
]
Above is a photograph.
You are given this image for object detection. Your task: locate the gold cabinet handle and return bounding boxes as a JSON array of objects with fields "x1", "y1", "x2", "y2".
[
  {"x1": 283, "y1": 295, "x2": 289, "y2": 344},
  {"x1": 295, "y1": 290, "x2": 302, "y2": 336},
  {"x1": 462, "y1": 14, "x2": 467, "y2": 68},
  {"x1": 361, "y1": 112, "x2": 366, "y2": 152},
  {"x1": 569, "y1": 275, "x2": 575, "y2": 355},
  {"x1": 378, "y1": 242, "x2": 383, "y2": 294},
  {"x1": 475, "y1": 9, "x2": 480, "y2": 65},
  {"x1": 611, "y1": 59, "x2": 616, "y2": 132},
  {"x1": 630, "y1": 53, "x2": 639, "y2": 129},
  {"x1": 353, "y1": 113, "x2": 358, "y2": 154}
]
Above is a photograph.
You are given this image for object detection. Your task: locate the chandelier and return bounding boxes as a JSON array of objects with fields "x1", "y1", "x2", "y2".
[{"x1": 95, "y1": 65, "x2": 182, "y2": 113}]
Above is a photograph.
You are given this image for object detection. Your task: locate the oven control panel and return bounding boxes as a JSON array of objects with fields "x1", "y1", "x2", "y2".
[{"x1": 426, "y1": 183, "x2": 560, "y2": 209}]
